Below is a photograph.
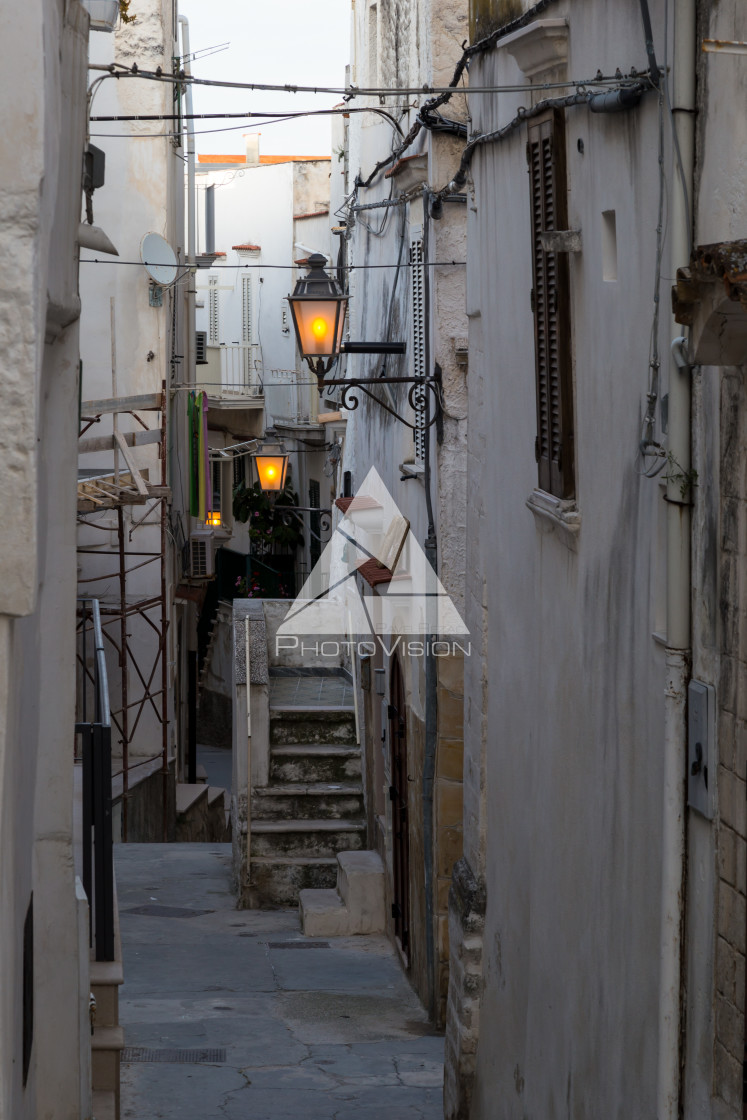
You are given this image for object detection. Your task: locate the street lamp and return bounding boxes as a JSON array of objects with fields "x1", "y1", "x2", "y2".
[
  {"x1": 287, "y1": 254, "x2": 349, "y2": 376},
  {"x1": 252, "y1": 444, "x2": 289, "y2": 494},
  {"x1": 287, "y1": 255, "x2": 441, "y2": 430}
]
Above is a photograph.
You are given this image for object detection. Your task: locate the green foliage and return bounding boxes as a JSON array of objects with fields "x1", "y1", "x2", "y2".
[
  {"x1": 664, "y1": 452, "x2": 698, "y2": 500},
  {"x1": 232, "y1": 479, "x2": 304, "y2": 553},
  {"x1": 119, "y1": 0, "x2": 137, "y2": 23}
]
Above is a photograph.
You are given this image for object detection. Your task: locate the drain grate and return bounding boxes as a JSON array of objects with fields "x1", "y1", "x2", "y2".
[
  {"x1": 122, "y1": 1047, "x2": 226, "y2": 1064},
  {"x1": 123, "y1": 905, "x2": 214, "y2": 919},
  {"x1": 267, "y1": 940, "x2": 330, "y2": 950}
]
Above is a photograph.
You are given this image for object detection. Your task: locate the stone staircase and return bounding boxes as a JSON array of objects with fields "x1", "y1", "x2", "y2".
[
  {"x1": 175, "y1": 782, "x2": 231, "y2": 842},
  {"x1": 250, "y1": 691, "x2": 366, "y2": 906}
]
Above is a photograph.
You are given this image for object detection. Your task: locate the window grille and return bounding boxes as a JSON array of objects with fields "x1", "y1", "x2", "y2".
[
  {"x1": 212, "y1": 461, "x2": 222, "y2": 513},
  {"x1": 241, "y1": 276, "x2": 252, "y2": 345},
  {"x1": 195, "y1": 331, "x2": 207, "y2": 364},
  {"x1": 410, "y1": 237, "x2": 426, "y2": 462},
  {"x1": 527, "y1": 110, "x2": 574, "y2": 499},
  {"x1": 208, "y1": 276, "x2": 219, "y2": 344}
]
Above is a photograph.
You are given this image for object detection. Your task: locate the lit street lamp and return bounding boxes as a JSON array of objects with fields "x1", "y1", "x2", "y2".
[
  {"x1": 252, "y1": 444, "x2": 289, "y2": 493},
  {"x1": 287, "y1": 255, "x2": 434, "y2": 429}
]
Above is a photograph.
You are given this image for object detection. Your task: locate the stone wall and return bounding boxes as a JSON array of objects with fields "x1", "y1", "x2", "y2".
[{"x1": 714, "y1": 370, "x2": 747, "y2": 1115}]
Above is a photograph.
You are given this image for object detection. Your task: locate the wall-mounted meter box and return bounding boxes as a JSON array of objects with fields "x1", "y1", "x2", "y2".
[{"x1": 688, "y1": 679, "x2": 715, "y2": 820}]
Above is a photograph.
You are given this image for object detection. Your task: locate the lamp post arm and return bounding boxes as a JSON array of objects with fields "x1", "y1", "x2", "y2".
[{"x1": 341, "y1": 341, "x2": 407, "y2": 355}]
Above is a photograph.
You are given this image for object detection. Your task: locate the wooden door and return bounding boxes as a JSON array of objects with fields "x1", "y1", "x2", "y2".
[{"x1": 389, "y1": 657, "x2": 410, "y2": 957}]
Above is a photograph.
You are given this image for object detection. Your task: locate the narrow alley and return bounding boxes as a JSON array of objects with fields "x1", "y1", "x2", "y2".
[{"x1": 117, "y1": 845, "x2": 444, "y2": 1120}]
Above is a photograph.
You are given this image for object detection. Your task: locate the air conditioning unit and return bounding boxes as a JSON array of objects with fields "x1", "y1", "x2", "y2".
[
  {"x1": 195, "y1": 331, "x2": 208, "y2": 364},
  {"x1": 188, "y1": 531, "x2": 215, "y2": 579}
]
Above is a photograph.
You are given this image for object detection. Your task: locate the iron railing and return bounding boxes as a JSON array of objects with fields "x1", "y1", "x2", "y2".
[{"x1": 76, "y1": 598, "x2": 114, "y2": 962}]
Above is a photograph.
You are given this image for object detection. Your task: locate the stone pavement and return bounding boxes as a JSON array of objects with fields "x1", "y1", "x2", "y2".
[{"x1": 116, "y1": 844, "x2": 444, "y2": 1120}]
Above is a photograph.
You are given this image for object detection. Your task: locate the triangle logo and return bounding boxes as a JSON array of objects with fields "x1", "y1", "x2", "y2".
[{"x1": 276, "y1": 467, "x2": 469, "y2": 638}]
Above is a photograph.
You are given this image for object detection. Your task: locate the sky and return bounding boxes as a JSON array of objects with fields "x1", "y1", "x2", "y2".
[{"x1": 177, "y1": 0, "x2": 351, "y2": 160}]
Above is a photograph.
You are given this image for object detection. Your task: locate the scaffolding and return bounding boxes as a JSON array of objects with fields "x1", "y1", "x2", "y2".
[{"x1": 77, "y1": 384, "x2": 171, "y2": 841}]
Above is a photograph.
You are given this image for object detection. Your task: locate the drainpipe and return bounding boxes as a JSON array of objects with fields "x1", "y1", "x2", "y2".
[
  {"x1": 422, "y1": 191, "x2": 437, "y2": 1018},
  {"x1": 178, "y1": 14, "x2": 196, "y2": 386},
  {"x1": 657, "y1": 0, "x2": 695, "y2": 1114}
]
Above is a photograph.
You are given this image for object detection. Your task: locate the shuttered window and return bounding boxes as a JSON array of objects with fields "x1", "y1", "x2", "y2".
[{"x1": 527, "y1": 111, "x2": 574, "y2": 499}]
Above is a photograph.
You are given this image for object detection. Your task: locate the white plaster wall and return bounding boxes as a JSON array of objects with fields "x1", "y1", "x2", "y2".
[
  {"x1": 462, "y1": 5, "x2": 674, "y2": 1115},
  {"x1": 78, "y1": 0, "x2": 180, "y2": 762},
  {"x1": 0, "y1": 1, "x2": 90, "y2": 1116}
]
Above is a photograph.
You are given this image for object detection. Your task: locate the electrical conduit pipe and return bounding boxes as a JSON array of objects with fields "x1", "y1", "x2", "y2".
[{"x1": 657, "y1": 0, "x2": 696, "y2": 1115}]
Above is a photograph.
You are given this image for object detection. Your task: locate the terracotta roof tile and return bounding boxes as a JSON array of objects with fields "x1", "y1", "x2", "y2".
[
  {"x1": 232, "y1": 243, "x2": 261, "y2": 251},
  {"x1": 357, "y1": 559, "x2": 393, "y2": 587},
  {"x1": 294, "y1": 209, "x2": 330, "y2": 221}
]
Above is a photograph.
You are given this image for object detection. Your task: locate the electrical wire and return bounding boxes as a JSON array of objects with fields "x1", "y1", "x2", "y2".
[{"x1": 79, "y1": 258, "x2": 466, "y2": 270}]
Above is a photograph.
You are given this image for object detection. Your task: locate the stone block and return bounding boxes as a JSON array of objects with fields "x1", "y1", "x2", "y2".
[
  {"x1": 299, "y1": 888, "x2": 349, "y2": 937},
  {"x1": 719, "y1": 710, "x2": 736, "y2": 773},
  {"x1": 714, "y1": 1041, "x2": 742, "y2": 1113},
  {"x1": 437, "y1": 653, "x2": 465, "y2": 695},
  {"x1": 736, "y1": 953, "x2": 745, "y2": 1013},
  {"x1": 736, "y1": 720, "x2": 747, "y2": 777},
  {"x1": 716, "y1": 994, "x2": 743, "y2": 1060},
  {"x1": 717, "y1": 935, "x2": 737, "y2": 1000},
  {"x1": 719, "y1": 768, "x2": 736, "y2": 831},
  {"x1": 438, "y1": 738, "x2": 465, "y2": 781},
  {"x1": 719, "y1": 882, "x2": 746, "y2": 956},
  {"x1": 337, "y1": 850, "x2": 386, "y2": 934},
  {"x1": 719, "y1": 828, "x2": 737, "y2": 888},
  {"x1": 438, "y1": 826, "x2": 464, "y2": 877},
  {"x1": 437, "y1": 779, "x2": 464, "y2": 828},
  {"x1": 438, "y1": 688, "x2": 464, "y2": 740}
]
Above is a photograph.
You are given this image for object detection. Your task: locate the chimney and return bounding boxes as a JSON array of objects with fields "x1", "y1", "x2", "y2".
[{"x1": 244, "y1": 133, "x2": 260, "y2": 167}]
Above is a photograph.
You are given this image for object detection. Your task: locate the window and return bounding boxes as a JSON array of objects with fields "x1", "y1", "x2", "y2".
[
  {"x1": 212, "y1": 461, "x2": 222, "y2": 514},
  {"x1": 208, "y1": 276, "x2": 219, "y2": 344},
  {"x1": 527, "y1": 110, "x2": 574, "y2": 499}
]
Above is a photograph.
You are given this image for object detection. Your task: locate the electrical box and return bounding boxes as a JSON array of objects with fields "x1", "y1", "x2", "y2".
[{"x1": 688, "y1": 679, "x2": 714, "y2": 820}]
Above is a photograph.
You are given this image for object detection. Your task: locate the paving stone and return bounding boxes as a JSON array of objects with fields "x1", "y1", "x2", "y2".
[{"x1": 117, "y1": 844, "x2": 443, "y2": 1119}]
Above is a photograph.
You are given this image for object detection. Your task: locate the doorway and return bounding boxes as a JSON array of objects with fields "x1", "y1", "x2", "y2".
[{"x1": 389, "y1": 656, "x2": 410, "y2": 958}]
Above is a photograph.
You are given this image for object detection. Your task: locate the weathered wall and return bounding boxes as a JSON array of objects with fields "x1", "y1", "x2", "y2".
[
  {"x1": 343, "y1": 0, "x2": 469, "y2": 1022},
  {"x1": 0, "y1": 1, "x2": 91, "y2": 1117},
  {"x1": 447, "y1": 4, "x2": 674, "y2": 1115},
  {"x1": 78, "y1": 0, "x2": 180, "y2": 770},
  {"x1": 684, "y1": 3, "x2": 747, "y2": 1116}
]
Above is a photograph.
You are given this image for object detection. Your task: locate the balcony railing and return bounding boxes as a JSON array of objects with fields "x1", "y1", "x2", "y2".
[
  {"x1": 217, "y1": 343, "x2": 263, "y2": 399},
  {"x1": 75, "y1": 599, "x2": 114, "y2": 962}
]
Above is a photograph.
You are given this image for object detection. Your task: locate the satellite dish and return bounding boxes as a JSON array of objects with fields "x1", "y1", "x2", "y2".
[{"x1": 140, "y1": 232, "x2": 178, "y2": 286}]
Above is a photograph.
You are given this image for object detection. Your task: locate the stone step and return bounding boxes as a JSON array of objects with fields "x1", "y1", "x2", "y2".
[
  {"x1": 299, "y1": 888, "x2": 349, "y2": 937},
  {"x1": 92, "y1": 1090, "x2": 116, "y2": 1120},
  {"x1": 250, "y1": 855, "x2": 338, "y2": 906},
  {"x1": 92, "y1": 1024, "x2": 124, "y2": 1097},
  {"x1": 270, "y1": 743, "x2": 362, "y2": 783},
  {"x1": 176, "y1": 783, "x2": 228, "y2": 842},
  {"x1": 251, "y1": 782, "x2": 364, "y2": 821},
  {"x1": 251, "y1": 818, "x2": 366, "y2": 859},
  {"x1": 299, "y1": 851, "x2": 386, "y2": 937},
  {"x1": 269, "y1": 707, "x2": 357, "y2": 747}
]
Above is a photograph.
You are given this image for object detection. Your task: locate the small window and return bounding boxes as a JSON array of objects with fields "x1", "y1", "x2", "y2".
[
  {"x1": 527, "y1": 110, "x2": 575, "y2": 499},
  {"x1": 211, "y1": 461, "x2": 222, "y2": 514}
]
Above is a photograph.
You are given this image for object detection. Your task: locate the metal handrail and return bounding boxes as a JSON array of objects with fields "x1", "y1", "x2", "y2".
[{"x1": 76, "y1": 598, "x2": 114, "y2": 962}]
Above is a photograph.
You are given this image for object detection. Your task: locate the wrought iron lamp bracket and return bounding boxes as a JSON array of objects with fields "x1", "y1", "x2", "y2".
[{"x1": 307, "y1": 362, "x2": 442, "y2": 431}]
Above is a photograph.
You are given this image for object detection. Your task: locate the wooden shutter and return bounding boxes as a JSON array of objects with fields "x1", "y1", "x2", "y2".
[{"x1": 527, "y1": 111, "x2": 574, "y2": 499}]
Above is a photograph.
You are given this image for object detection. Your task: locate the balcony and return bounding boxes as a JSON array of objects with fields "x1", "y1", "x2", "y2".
[{"x1": 201, "y1": 343, "x2": 264, "y2": 408}]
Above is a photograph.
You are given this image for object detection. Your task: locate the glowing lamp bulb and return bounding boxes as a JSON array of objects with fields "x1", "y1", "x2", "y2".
[
  {"x1": 266, "y1": 467, "x2": 276, "y2": 478},
  {"x1": 311, "y1": 317, "x2": 328, "y2": 340}
]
